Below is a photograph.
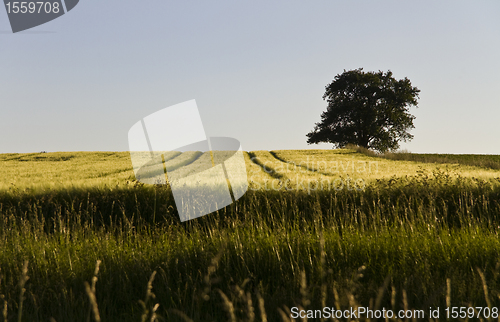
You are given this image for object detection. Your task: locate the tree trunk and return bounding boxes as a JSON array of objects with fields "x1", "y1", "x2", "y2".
[{"x1": 358, "y1": 136, "x2": 370, "y2": 149}]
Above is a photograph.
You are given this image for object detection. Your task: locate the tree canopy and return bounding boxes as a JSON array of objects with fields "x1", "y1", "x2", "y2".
[{"x1": 306, "y1": 68, "x2": 420, "y2": 153}]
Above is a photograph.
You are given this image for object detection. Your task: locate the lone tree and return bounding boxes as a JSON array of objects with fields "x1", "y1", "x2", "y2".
[{"x1": 306, "y1": 68, "x2": 420, "y2": 153}]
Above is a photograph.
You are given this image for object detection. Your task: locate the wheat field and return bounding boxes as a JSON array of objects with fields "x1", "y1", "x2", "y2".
[{"x1": 1, "y1": 149, "x2": 500, "y2": 321}]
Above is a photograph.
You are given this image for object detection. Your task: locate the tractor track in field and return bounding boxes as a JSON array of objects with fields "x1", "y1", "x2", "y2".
[
  {"x1": 269, "y1": 151, "x2": 333, "y2": 177},
  {"x1": 247, "y1": 152, "x2": 287, "y2": 181},
  {"x1": 269, "y1": 151, "x2": 323, "y2": 173},
  {"x1": 164, "y1": 151, "x2": 203, "y2": 173}
]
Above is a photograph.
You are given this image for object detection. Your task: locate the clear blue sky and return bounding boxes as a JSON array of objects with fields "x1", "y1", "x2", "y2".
[{"x1": 1, "y1": 1, "x2": 499, "y2": 154}]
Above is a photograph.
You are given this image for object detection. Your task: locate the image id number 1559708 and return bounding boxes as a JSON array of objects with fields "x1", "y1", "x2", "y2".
[
  {"x1": 446, "y1": 307, "x2": 498, "y2": 319},
  {"x1": 5, "y1": 2, "x2": 60, "y2": 14}
]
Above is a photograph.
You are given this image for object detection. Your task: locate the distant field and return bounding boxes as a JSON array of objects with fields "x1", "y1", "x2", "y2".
[
  {"x1": 383, "y1": 152, "x2": 500, "y2": 169},
  {"x1": 1, "y1": 149, "x2": 499, "y2": 192},
  {"x1": 249, "y1": 149, "x2": 500, "y2": 190},
  {"x1": 387, "y1": 152, "x2": 500, "y2": 167},
  {"x1": 351, "y1": 145, "x2": 500, "y2": 170},
  {"x1": 1, "y1": 149, "x2": 500, "y2": 321}
]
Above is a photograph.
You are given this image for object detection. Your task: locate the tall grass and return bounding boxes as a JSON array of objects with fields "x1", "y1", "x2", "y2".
[
  {"x1": 1, "y1": 171, "x2": 500, "y2": 320},
  {"x1": 2, "y1": 151, "x2": 500, "y2": 321}
]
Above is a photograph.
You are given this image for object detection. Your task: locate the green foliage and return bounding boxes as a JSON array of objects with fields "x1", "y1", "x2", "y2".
[{"x1": 307, "y1": 68, "x2": 420, "y2": 152}]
